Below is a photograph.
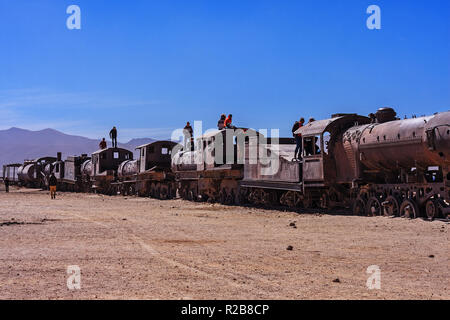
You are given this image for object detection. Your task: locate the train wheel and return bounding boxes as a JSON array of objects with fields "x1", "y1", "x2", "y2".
[
  {"x1": 280, "y1": 191, "x2": 295, "y2": 207},
  {"x1": 129, "y1": 185, "x2": 135, "y2": 196},
  {"x1": 219, "y1": 189, "x2": 226, "y2": 204},
  {"x1": 250, "y1": 189, "x2": 262, "y2": 205},
  {"x1": 399, "y1": 199, "x2": 419, "y2": 219},
  {"x1": 382, "y1": 196, "x2": 400, "y2": 216},
  {"x1": 155, "y1": 183, "x2": 161, "y2": 199},
  {"x1": 149, "y1": 183, "x2": 156, "y2": 198},
  {"x1": 425, "y1": 199, "x2": 439, "y2": 220},
  {"x1": 226, "y1": 190, "x2": 235, "y2": 205},
  {"x1": 239, "y1": 188, "x2": 248, "y2": 205},
  {"x1": 160, "y1": 185, "x2": 168, "y2": 200},
  {"x1": 352, "y1": 197, "x2": 366, "y2": 216},
  {"x1": 366, "y1": 197, "x2": 383, "y2": 216}
]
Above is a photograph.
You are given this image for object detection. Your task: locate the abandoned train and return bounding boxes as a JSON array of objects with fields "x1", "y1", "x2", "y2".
[{"x1": 6, "y1": 108, "x2": 449, "y2": 219}]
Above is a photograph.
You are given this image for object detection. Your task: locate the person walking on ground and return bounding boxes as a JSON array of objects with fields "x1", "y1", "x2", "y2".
[
  {"x1": 4, "y1": 177, "x2": 9, "y2": 193},
  {"x1": 292, "y1": 118, "x2": 305, "y2": 159},
  {"x1": 49, "y1": 173, "x2": 57, "y2": 199},
  {"x1": 109, "y1": 126, "x2": 118, "y2": 148},
  {"x1": 183, "y1": 122, "x2": 194, "y2": 151},
  {"x1": 99, "y1": 138, "x2": 107, "y2": 149},
  {"x1": 217, "y1": 114, "x2": 226, "y2": 130}
]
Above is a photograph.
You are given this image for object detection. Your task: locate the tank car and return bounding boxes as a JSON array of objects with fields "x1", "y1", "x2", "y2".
[{"x1": 17, "y1": 156, "x2": 57, "y2": 188}]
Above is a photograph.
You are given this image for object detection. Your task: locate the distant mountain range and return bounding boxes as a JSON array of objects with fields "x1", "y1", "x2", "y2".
[{"x1": 0, "y1": 127, "x2": 155, "y2": 172}]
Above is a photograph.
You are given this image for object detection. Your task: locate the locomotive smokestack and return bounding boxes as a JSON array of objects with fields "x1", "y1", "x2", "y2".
[
  {"x1": 57, "y1": 152, "x2": 62, "y2": 161},
  {"x1": 375, "y1": 107, "x2": 397, "y2": 123}
]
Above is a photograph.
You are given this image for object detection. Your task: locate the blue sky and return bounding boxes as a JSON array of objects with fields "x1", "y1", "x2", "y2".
[{"x1": 0, "y1": 0, "x2": 449, "y2": 141}]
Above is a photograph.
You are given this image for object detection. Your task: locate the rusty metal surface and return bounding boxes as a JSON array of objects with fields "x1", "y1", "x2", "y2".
[
  {"x1": 357, "y1": 111, "x2": 450, "y2": 170},
  {"x1": 118, "y1": 159, "x2": 138, "y2": 177},
  {"x1": 136, "y1": 140, "x2": 179, "y2": 173},
  {"x1": 92, "y1": 147, "x2": 133, "y2": 176},
  {"x1": 294, "y1": 114, "x2": 369, "y2": 136}
]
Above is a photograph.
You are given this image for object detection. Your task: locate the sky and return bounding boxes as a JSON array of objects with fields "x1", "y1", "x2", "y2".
[{"x1": 0, "y1": 0, "x2": 449, "y2": 142}]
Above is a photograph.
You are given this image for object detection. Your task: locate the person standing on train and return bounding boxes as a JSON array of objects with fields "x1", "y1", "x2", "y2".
[
  {"x1": 292, "y1": 117, "x2": 305, "y2": 159},
  {"x1": 109, "y1": 126, "x2": 118, "y2": 148},
  {"x1": 217, "y1": 114, "x2": 226, "y2": 130},
  {"x1": 184, "y1": 122, "x2": 194, "y2": 151}
]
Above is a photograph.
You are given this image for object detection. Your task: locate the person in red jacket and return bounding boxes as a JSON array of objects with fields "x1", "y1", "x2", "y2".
[
  {"x1": 99, "y1": 138, "x2": 107, "y2": 149},
  {"x1": 224, "y1": 114, "x2": 236, "y2": 129}
]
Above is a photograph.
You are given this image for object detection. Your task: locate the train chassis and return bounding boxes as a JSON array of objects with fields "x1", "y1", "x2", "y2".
[{"x1": 353, "y1": 183, "x2": 449, "y2": 220}]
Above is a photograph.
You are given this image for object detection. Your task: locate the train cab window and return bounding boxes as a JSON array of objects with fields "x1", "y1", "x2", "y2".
[
  {"x1": 161, "y1": 148, "x2": 168, "y2": 155},
  {"x1": 303, "y1": 135, "x2": 321, "y2": 156},
  {"x1": 125, "y1": 153, "x2": 130, "y2": 160},
  {"x1": 323, "y1": 132, "x2": 331, "y2": 155},
  {"x1": 113, "y1": 152, "x2": 119, "y2": 159}
]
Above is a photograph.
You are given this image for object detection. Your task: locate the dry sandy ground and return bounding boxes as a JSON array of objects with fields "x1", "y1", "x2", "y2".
[{"x1": 0, "y1": 187, "x2": 448, "y2": 300}]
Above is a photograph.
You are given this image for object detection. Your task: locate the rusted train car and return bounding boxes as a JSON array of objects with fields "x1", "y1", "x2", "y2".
[
  {"x1": 114, "y1": 140, "x2": 179, "y2": 198},
  {"x1": 2, "y1": 163, "x2": 22, "y2": 184},
  {"x1": 17, "y1": 156, "x2": 57, "y2": 188}
]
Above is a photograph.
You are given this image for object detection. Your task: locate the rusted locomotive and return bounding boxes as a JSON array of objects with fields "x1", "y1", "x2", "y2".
[
  {"x1": 172, "y1": 108, "x2": 449, "y2": 219},
  {"x1": 114, "y1": 140, "x2": 179, "y2": 198},
  {"x1": 80, "y1": 147, "x2": 134, "y2": 194},
  {"x1": 43, "y1": 152, "x2": 91, "y2": 192},
  {"x1": 172, "y1": 128, "x2": 262, "y2": 204}
]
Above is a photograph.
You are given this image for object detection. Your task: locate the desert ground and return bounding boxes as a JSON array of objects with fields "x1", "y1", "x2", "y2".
[{"x1": 0, "y1": 186, "x2": 448, "y2": 300}]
